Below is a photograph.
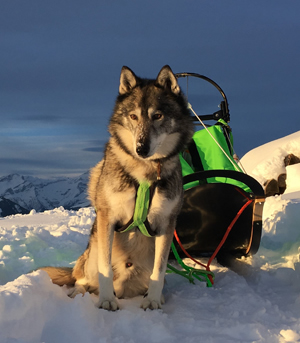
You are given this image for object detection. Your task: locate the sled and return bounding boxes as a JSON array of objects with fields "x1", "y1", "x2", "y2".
[{"x1": 173, "y1": 72, "x2": 265, "y2": 264}]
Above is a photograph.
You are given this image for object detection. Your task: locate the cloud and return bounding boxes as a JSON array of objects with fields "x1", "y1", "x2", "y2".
[{"x1": 0, "y1": 134, "x2": 105, "y2": 177}]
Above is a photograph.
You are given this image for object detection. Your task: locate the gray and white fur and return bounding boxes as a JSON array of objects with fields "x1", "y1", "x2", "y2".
[{"x1": 41, "y1": 65, "x2": 194, "y2": 310}]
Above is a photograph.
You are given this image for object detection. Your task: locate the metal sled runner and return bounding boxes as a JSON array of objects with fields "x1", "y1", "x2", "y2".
[{"x1": 173, "y1": 72, "x2": 265, "y2": 264}]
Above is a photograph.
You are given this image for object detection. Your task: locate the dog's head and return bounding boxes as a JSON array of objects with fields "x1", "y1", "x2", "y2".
[{"x1": 109, "y1": 65, "x2": 193, "y2": 161}]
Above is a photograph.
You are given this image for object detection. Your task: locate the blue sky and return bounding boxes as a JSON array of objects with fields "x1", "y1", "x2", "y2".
[{"x1": 1, "y1": 1, "x2": 300, "y2": 177}]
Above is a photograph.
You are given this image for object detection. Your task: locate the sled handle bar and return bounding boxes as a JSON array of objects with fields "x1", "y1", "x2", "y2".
[
  {"x1": 182, "y1": 169, "x2": 265, "y2": 197},
  {"x1": 175, "y1": 72, "x2": 230, "y2": 123}
]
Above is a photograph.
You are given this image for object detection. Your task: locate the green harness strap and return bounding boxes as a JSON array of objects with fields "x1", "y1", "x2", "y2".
[
  {"x1": 116, "y1": 180, "x2": 215, "y2": 287},
  {"x1": 166, "y1": 242, "x2": 215, "y2": 287},
  {"x1": 118, "y1": 181, "x2": 154, "y2": 238}
]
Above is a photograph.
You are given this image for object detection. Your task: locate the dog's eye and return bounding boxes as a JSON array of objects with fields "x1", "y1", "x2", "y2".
[
  {"x1": 153, "y1": 113, "x2": 163, "y2": 120},
  {"x1": 129, "y1": 114, "x2": 138, "y2": 120}
]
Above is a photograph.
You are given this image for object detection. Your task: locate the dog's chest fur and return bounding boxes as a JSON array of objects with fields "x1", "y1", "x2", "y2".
[{"x1": 89, "y1": 138, "x2": 182, "y2": 230}]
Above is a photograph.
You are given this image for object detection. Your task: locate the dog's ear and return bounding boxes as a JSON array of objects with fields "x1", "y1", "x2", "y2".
[
  {"x1": 156, "y1": 65, "x2": 180, "y2": 95},
  {"x1": 119, "y1": 66, "x2": 138, "y2": 95}
]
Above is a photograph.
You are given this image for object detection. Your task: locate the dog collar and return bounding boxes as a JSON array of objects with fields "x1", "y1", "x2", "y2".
[{"x1": 157, "y1": 161, "x2": 161, "y2": 180}]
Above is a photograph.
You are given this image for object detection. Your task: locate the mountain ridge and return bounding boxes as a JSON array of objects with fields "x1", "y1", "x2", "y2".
[{"x1": 0, "y1": 173, "x2": 90, "y2": 217}]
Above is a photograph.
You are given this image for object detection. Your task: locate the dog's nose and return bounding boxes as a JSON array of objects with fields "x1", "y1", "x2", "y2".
[{"x1": 136, "y1": 145, "x2": 149, "y2": 158}]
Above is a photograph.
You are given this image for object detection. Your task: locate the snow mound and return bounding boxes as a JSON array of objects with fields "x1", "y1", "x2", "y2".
[
  {"x1": 241, "y1": 130, "x2": 300, "y2": 188},
  {"x1": 0, "y1": 207, "x2": 94, "y2": 284}
]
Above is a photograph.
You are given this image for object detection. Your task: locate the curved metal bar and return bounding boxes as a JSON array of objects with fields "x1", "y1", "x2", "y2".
[
  {"x1": 175, "y1": 72, "x2": 227, "y2": 102},
  {"x1": 175, "y1": 72, "x2": 230, "y2": 122}
]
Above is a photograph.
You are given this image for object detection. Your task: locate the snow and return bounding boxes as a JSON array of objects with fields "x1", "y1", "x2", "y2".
[
  {"x1": 282, "y1": 163, "x2": 300, "y2": 200},
  {"x1": 240, "y1": 130, "x2": 300, "y2": 190},
  {"x1": 0, "y1": 133, "x2": 300, "y2": 343}
]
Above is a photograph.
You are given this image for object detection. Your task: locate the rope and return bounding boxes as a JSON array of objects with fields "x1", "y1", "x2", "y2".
[
  {"x1": 166, "y1": 242, "x2": 214, "y2": 287},
  {"x1": 168, "y1": 197, "x2": 254, "y2": 287},
  {"x1": 205, "y1": 198, "x2": 253, "y2": 269}
]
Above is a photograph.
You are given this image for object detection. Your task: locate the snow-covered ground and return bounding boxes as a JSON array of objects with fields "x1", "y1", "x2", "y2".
[{"x1": 0, "y1": 132, "x2": 300, "y2": 343}]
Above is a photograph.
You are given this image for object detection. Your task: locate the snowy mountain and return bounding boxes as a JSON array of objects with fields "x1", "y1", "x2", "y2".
[
  {"x1": 0, "y1": 173, "x2": 90, "y2": 216},
  {"x1": 0, "y1": 197, "x2": 29, "y2": 217},
  {"x1": 0, "y1": 131, "x2": 300, "y2": 342}
]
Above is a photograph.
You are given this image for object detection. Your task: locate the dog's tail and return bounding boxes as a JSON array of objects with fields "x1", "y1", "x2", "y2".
[{"x1": 39, "y1": 266, "x2": 76, "y2": 287}]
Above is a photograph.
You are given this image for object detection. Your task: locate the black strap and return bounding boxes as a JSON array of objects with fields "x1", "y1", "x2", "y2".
[
  {"x1": 220, "y1": 124, "x2": 233, "y2": 155},
  {"x1": 188, "y1": 139, "x2": 205, "y2": 173},
  {"x1": 183, "y1": 169, "x2": 265, "y2": 196}
]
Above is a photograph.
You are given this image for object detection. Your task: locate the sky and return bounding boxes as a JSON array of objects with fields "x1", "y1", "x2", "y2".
[{"x1": 1, "y1": 0, "x2": 300, "y2": 178}]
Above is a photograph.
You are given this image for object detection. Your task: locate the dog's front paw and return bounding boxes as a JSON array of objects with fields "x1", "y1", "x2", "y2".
[
  {"x1": 141, "y1": 293, "x2": 165, "y2": 310},
  {"x1": 67, "y1": 284, "x2": 86, "y2": 298},
  {"x1": 96, "y1": 298, "x2": 119, "y2": 311}
]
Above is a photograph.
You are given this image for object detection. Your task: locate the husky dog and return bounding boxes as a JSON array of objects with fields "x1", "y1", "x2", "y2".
[{"x1": 41, "y1": 65, "x2": 193, "y2": 310}]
